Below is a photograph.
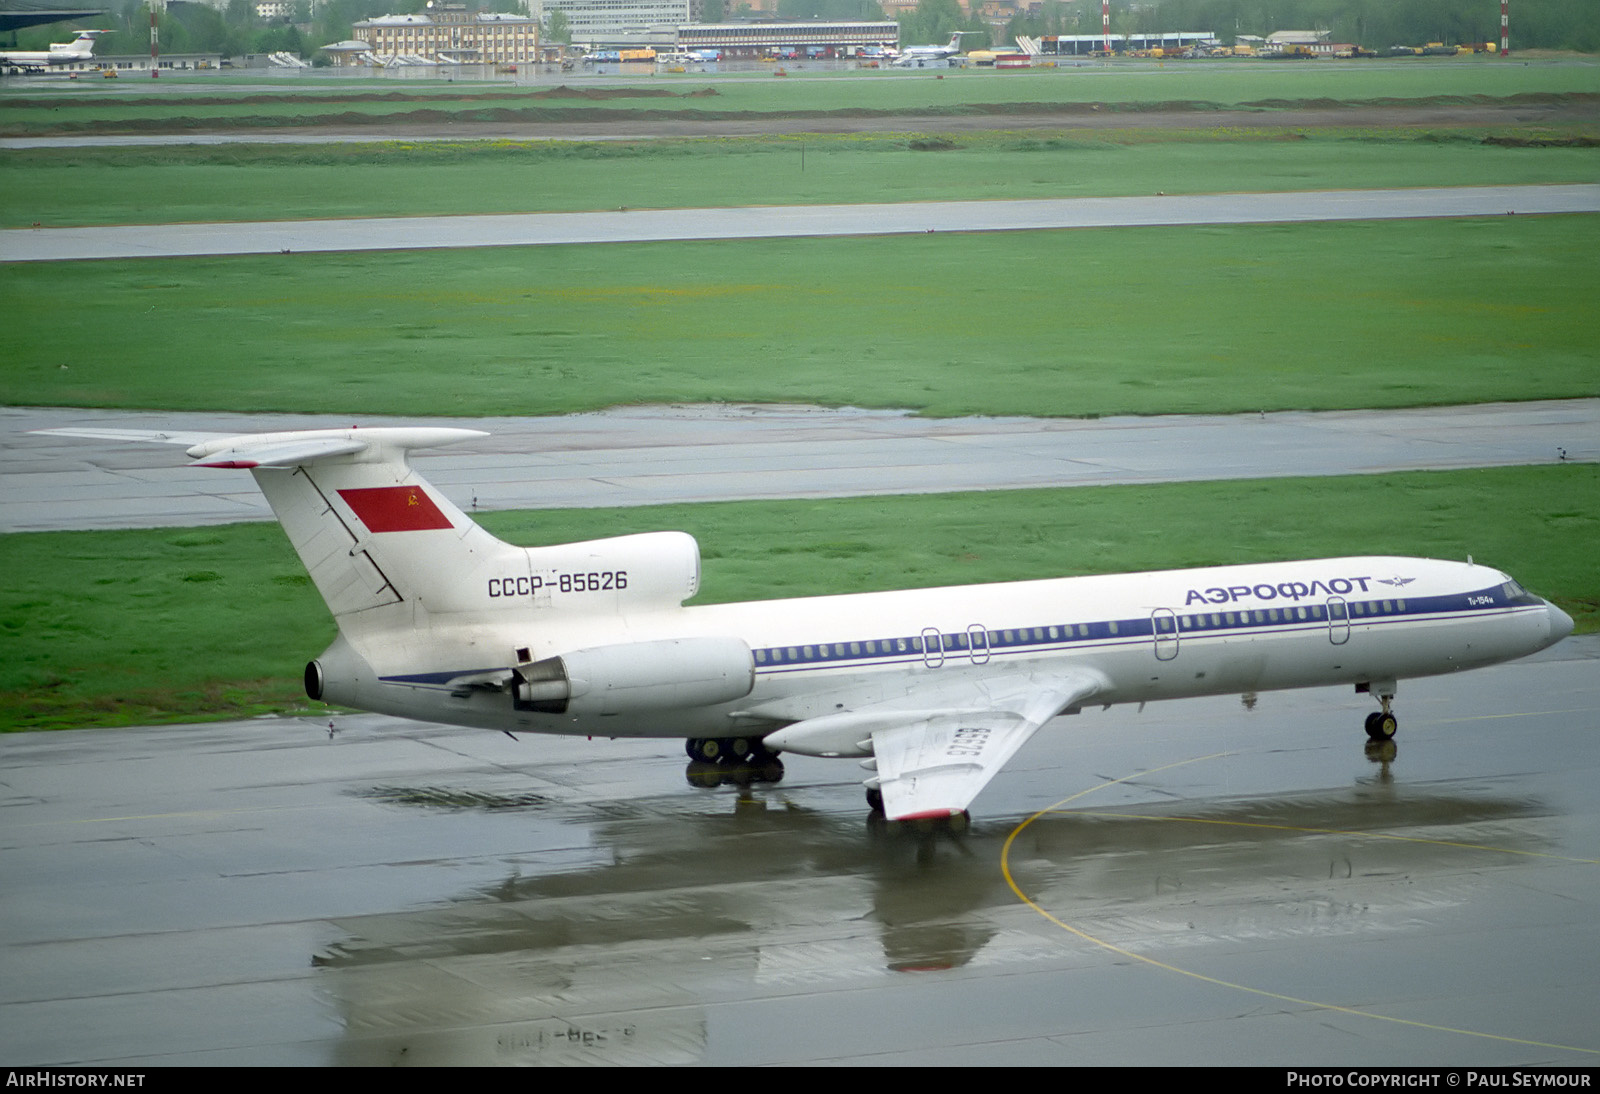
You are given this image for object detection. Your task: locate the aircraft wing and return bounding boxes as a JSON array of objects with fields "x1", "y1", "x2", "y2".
[
  {"x1": 868, "y1": 670, "x2": 1105, "y2": 820},
  {"x1": 764, "y1": 667, "x2": 1105, "y2": 820}
]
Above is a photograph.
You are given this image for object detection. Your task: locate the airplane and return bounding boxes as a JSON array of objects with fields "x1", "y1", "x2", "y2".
[
  {"x1": 38, "y1": 424, "x2": 1575, "y2": 822},
  {"x1": 893, "y1": 31, "x2": 969, "y2": 65},
  {"x1": 0, "y1": 29, "x2": 109, "y2": 73}
]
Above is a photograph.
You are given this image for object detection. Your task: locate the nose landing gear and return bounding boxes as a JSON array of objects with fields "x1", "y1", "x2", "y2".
[{"x1": 1361, "y1": 682, "x2": 1398, "y2": 741}]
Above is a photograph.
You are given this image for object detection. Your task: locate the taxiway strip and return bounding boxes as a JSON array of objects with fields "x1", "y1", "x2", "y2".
[
  {"x1": 4, "y1": 400, "x2": 1594, "y2": 532},
  {"x1": 3, "y1": 185, "x2": 1597, "y2": 262}
]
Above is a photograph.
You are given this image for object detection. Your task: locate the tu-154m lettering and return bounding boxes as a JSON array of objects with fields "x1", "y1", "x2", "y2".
[{"x1": 43, "y1": 426, "x2": 1574, "y2": 821}]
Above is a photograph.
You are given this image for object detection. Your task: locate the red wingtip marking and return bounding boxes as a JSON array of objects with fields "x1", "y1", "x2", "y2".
[
  {"x1": 196, "y1": 459, "x2": 259, "y2": 469},
  {"x1": 894, "y1": 808, "x2": 960, "y2": 821}
]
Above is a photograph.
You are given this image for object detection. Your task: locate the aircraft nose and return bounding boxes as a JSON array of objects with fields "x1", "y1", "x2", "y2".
[{"x1": 1546, "y1": 601, "x2": 1575, "y2": 644}]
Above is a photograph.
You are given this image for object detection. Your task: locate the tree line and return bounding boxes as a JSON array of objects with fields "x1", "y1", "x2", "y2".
[
  {"x1": 780, "y1": 0, "x2": 1596, "y2": 53},
  {"x1": 9, "y1": 0, "x2": 1594, "y2": 59},
  {"x1": 1004, "y1": 0, "x2": 1597, "y2": 53}
]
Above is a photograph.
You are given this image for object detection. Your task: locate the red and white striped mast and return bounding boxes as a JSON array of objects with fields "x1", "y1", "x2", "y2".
[
  {"x1": 1500, "y1": 0, "x2": 1509, "y2": 55},
  {"x1": 1102, "y1": 0, "x2": 1111, "y2": 54},
  {"x1": 149, "y1": 3, "x2": 159, "y2": 78}
]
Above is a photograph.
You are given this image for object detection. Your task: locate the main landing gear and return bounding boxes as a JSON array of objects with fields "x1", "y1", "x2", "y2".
[
  {"x1": 685, "y1": 736, "x2": 778, "y2": 765},
  {"x1": 683, "y1": 737, "x2": 784, "y2": 789}
]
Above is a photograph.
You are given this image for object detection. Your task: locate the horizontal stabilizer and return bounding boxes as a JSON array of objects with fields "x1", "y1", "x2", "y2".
[
  {"x1": 185, "y1": 427, "x2": 486, "y2": 468},
  {"x1": 34, "y1": 425, "x2": 487, "y2": 469},
  {"x1": 189, "y1": 437, "x2": 367, "y2": 469},
  {"x1": 32, "y1": 427, "x2": 228, "y2": 447}
]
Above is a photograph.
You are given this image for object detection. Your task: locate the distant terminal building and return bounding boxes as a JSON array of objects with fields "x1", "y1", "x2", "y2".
[
  {"x1": 25, "y1": 52, "x2": 224, "y2": 73},
  {"x1": 1033, "y1": 32, "x2": 1216, "y2": 56},
  {"x1": 528, "y1": 0, "x2": 690, "y2": 44},
  {"x1": 1259, "y1": 29, "x2": 1329, "y2": 56},
  {"x1": 676, "y1": 21, "x2": 898, "y2": 57},
  {"x1": 352, "y1": 4, "x2": 537, "y2": 65}
]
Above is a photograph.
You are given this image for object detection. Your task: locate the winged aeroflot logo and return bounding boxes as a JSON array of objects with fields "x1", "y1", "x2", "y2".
[{"x1": 1375, "y1": 576, "x2": 1417, "y2": 588}]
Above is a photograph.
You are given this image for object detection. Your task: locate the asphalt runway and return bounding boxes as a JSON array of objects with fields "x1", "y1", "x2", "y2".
[
  {"x1": 4, "y1": 185, "x2": 1598, "y2": 262},
  {"x1": 3, "y1": 638, "x2": 1596, "y2": 1065},
  {"x1": 6, "y1": 400, "x2": 1595, "y2": 532}
]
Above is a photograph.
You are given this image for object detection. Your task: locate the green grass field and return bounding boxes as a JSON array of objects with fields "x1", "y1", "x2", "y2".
[
  {"x1": 2, "y1": 463, "x2": 1593, "y2": 731},
  {"x1": 2, "y1": 57, "x2": 1596, "y2": 133},
  {"x1": 3, "y1": 60, "x2": 1595, "y2": 731},
  {"x1": 4, "y1": 131, "x2": 1597, "y2": 228},
  {"x1": 5, "y1": 216, "x2": 1596, "y2": 418}
]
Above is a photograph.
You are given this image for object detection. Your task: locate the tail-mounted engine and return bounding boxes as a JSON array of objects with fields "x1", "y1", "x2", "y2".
[{"x1": 513, "y1": 636, "x2": 754, "y2": 716}]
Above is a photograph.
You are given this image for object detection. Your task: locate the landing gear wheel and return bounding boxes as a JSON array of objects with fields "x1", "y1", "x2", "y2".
[
  {"x1": 726, "y1": 737, "x2": 753, "y2": 762},
  {"x1": 693, "y1": 737, "x2": 722, "y2": 762},
  {"x1": 865, "y1": 787, "x2": 884, "y2": 814},
  {"x1": 1364, "y1": 711, "x2": 1398, "y2": 741}
]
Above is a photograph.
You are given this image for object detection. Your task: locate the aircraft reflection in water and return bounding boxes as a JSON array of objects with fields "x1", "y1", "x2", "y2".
[
  {"x1": 41, "y1": 425, "x2": 1573, "y2": 821},
  {"x1": 313, "y1": 781, "x2": 1550, "y2": 1064}
]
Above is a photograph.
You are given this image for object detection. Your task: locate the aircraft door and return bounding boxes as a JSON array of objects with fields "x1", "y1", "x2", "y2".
[
  {"x1": 968, "y1": 624, "x2": 990, "y2": 665},
  {"x1": 1152, "y1": 608, "x2": 1179, "y2": 661},
  {"x1": 1327, "y1": 597, "x2": 1350, "y2": 645},
  {"x1": 921, "y1": 627, "x2": 944, "y2": 668}
]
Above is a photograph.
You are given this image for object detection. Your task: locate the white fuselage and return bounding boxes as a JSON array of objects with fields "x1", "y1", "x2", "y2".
[
  {"x1": 37, "y1": 423, "x2": 1572, "y2": 819},
  {"x1": 323, "y1": 555, "x2": 1566, "y2": 740},
  {"x1": 1, "y1": 38, "x2": 99, "y2": 70}
]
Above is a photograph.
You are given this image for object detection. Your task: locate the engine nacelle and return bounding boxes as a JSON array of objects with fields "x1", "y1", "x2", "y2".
[
  {"x1": 519, "y1": 531, "x2": 702, "y2": 612},
  {"x1": 513, "y1": 636, "x2": 754, "y2": 715}
]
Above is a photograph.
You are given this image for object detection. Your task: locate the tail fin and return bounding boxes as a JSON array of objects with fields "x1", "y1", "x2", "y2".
[
  {"x1": 187, "y1": 427, "x2": 519, "y2": 623},
  {"x1": 36, "y1": 424, "x2": 706, "y2": 638}
]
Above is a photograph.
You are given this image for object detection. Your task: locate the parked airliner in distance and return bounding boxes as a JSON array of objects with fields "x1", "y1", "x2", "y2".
[
  {"x1": 0, "y1": 29, "x2": 107, "y2": 72},
  {"x1": 41, "y1": 425, "x2": 1574, "y2": 821},
  {"x1": 893, "y1": 31, "x2": 969, "y2": 65}
]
